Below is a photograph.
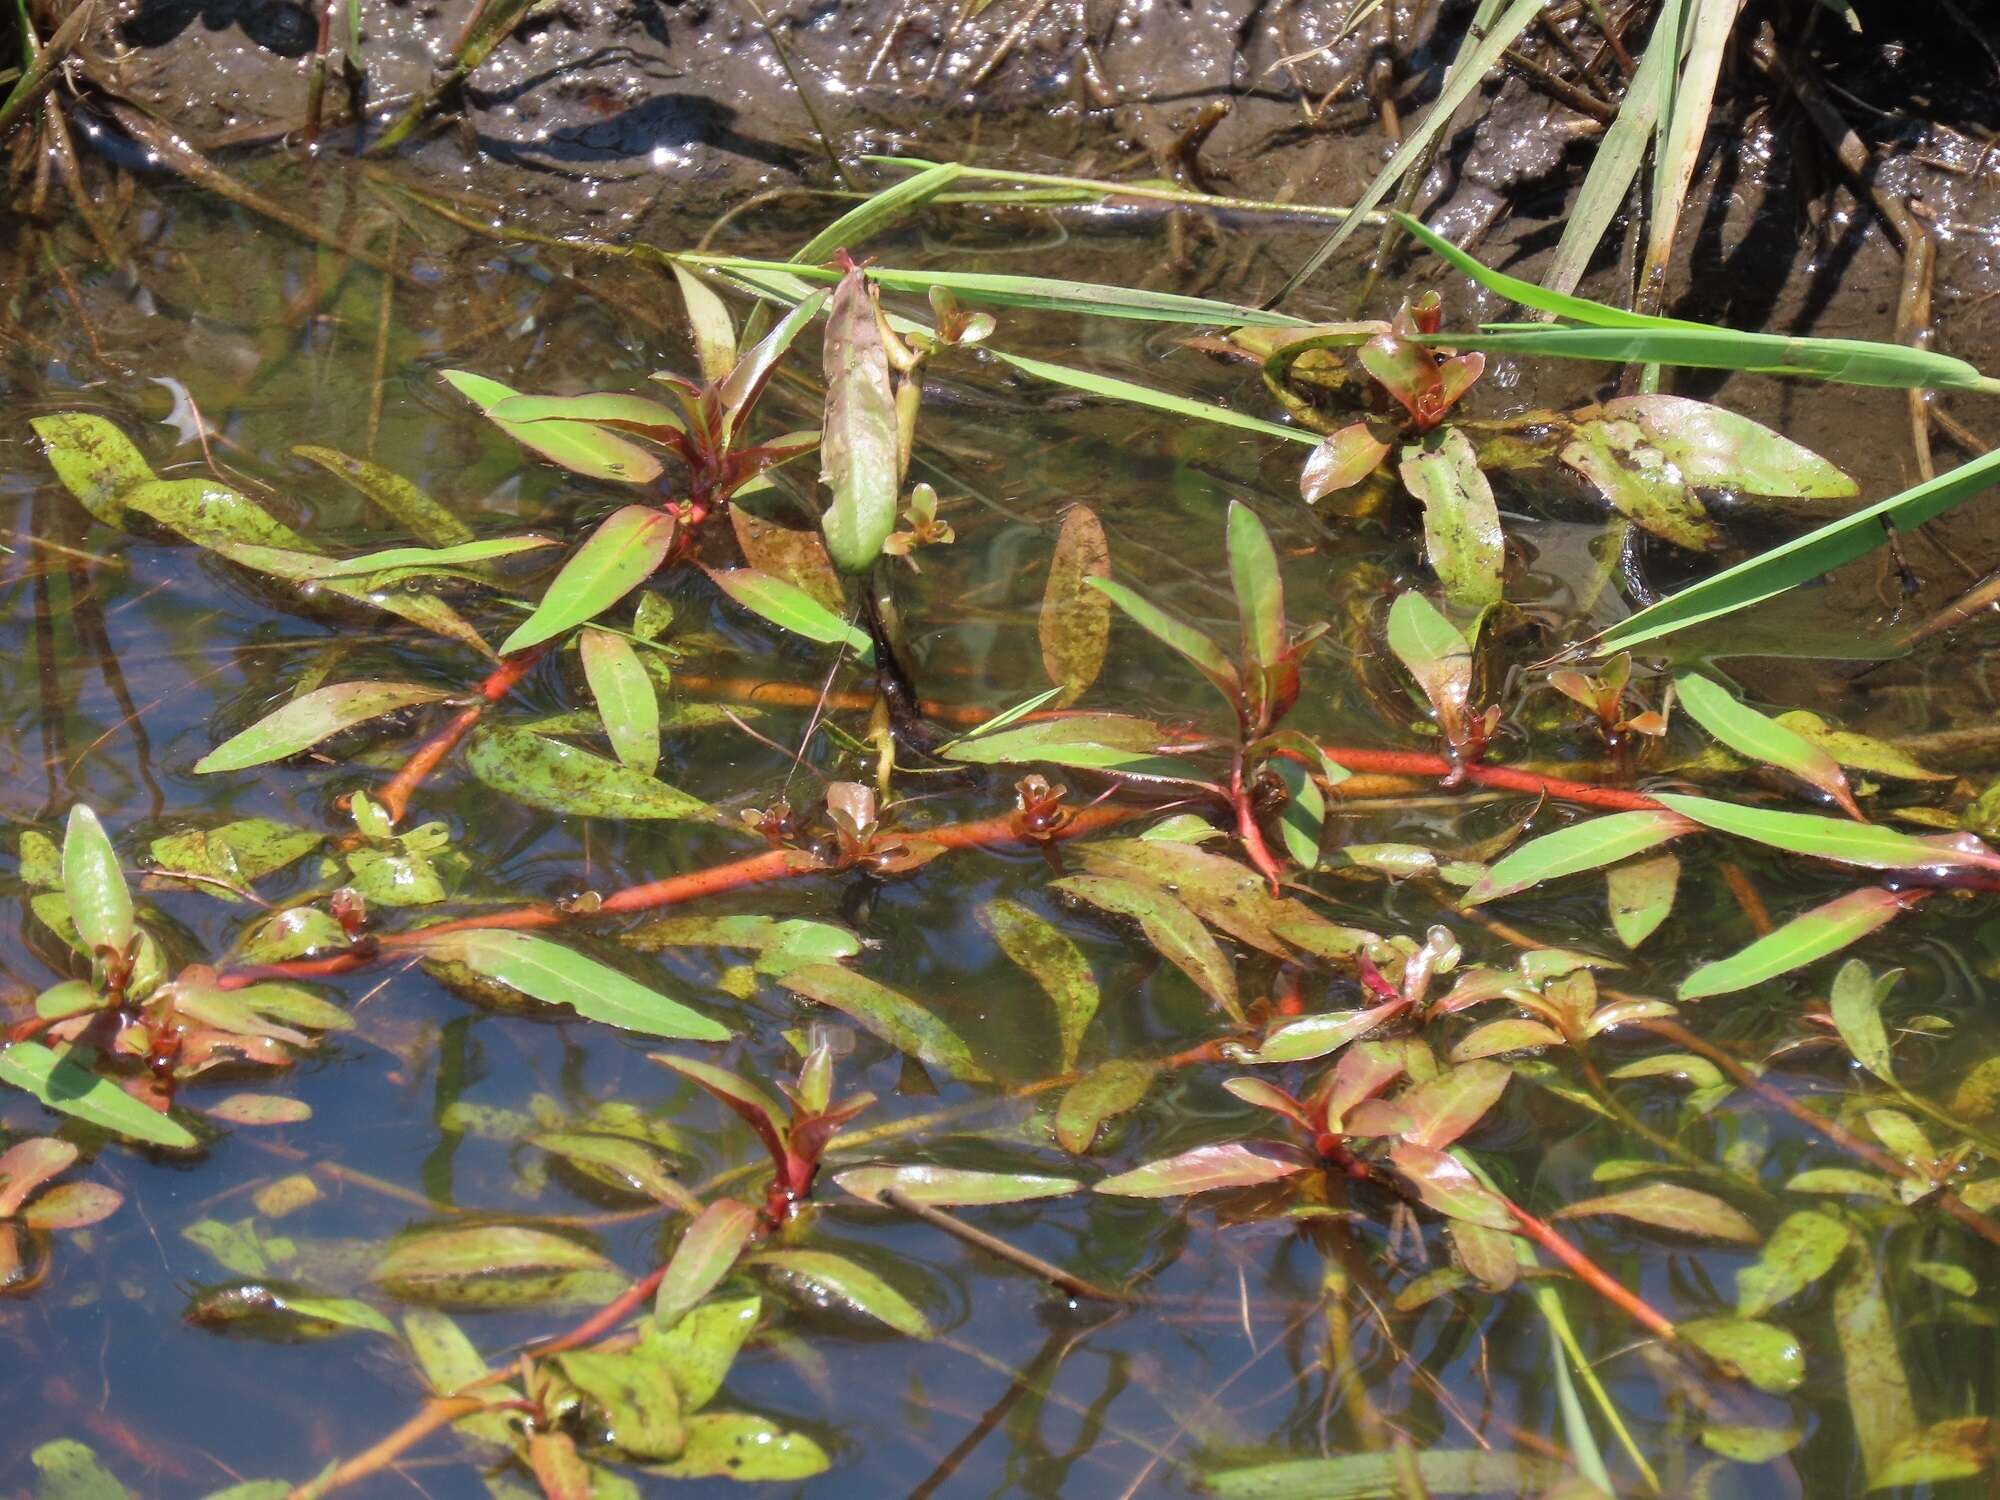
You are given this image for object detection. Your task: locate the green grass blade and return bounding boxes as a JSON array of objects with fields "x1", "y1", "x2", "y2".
[
  {"x1": 1642, "y1": 0, "x2": 1736, "y2": 303},
  {"x1": 1397, "y1": 214, "x2": 1695, "y2": 329},
  {"x1": 989, "y1": 350, "x2": 1311, "y2": 443},
  {"x1": 791, "y1": 161, "x2": 965, "y2": 265},
  {"x1": 1414, "y1": 325, "x2": 1996, "y2": 391},
  {"x1": 1594, "y1": 447, "x2": 2000, "y2": 653}
]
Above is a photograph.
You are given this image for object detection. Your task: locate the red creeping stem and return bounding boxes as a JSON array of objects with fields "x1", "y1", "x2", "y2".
[
  {"x1": 376, "y1": 646, "x2": 546, "y2": 824},
  {"x1": 1316, "y1": 746, "x2": 1665, "y2": 812},
  {"x1": 1504, "y1": 1200, "x2": 1679, "y2": 1342}
]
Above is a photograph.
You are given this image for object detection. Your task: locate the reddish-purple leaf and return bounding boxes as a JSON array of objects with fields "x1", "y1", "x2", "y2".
[
  {"x1": 0, "y1": 1137, "x2": 77, "y2": 1218},
  {"x1": 652, "y1": 1054, "x2": 791, "y2": 1167},
  {"x1": 1359, "y1": 334, "x2": 1441, "y2": 425},
  {"x1": 1554, "y1": 1182, "x2": 1760, "y2": 1243},
  {"x1": 1093, "y1": 1143, "x2": 1310, "y2": 1198},
  {"x1": 20, "y1": 1181, "x2": 122, "y2": 1230},
  {"x1": 1300, "y1": 422, "x2": 1390, "y2": 501},
  {"x1": 655, "y1": 1198, "x2": 759, "y2": 1329},
  {"x1": 1398, "y1": 1061, "x2": 1512, "y2": 1150},
  {"x1": 821, "y1": 264, "x2": 900, "y2": 573},
  {"x1": 1389, "y1": 1141, "x2": 1515, "y2": 1230}
]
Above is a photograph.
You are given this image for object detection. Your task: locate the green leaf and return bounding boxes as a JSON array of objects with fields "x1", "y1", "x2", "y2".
[
  {"x1": 1094, "y1": 1142, "x2": 1307, "y2": 1198},
  {"x1": 989, "y1": 349, "x2": 1309, "y2": 445},
  {"x1": 0, "y1": 1043, "x2": 196, "y2": 1148},
  {"x1": 530, "y1": 1132, "x2": 699, "y2": 1211},
  {"x1": 820, "y1": 262, "x2": 900, "y2": 573},
  {"x1": 443, "y1": 370, "x2": 663, "y2": 483},
  {"x1": 730, "y1": 508, "x2": 844, "y2": 611},
  {"x1": 500, "y1": 505, "x2": 678, "y2": 655},
  {"x1": 415, "y1": 930, "x2": 729, "y2": 1040},
  {"x1": 940, "y1": 713, "x2": 1207, "y2": 783},
  {"x1": 1300, "y1": 422, "x2": 1391, "y2": 501},
  {"x1": 752, "y1": 1248, "x2": 934, "y2": 1338},
  {"x1": 655, "y1": 1199, "x2": 759, "y2": 1330},
  {"x1": 835, "y1": 1165, "x2": 1079, "y2": 1206},
  {"x1": 980, "y1": 898, "x2": 1099, "y2": 1071},
  {"x1": 1561, "y1": 417, "x2": 1719, "y2": 551},
  {"x1": 214, "y1": 534, "x2": 555, "y2": 582},
  {"x1": 32, "y1": 413, "x2": 155, "y2": 524},
  {"x1": 62, "y1": 805, "x2": 133, "y2": 959},
  {"x1": 1387, "y1": 592, "x2": 1473, "y2": 739},
  {"x1": 777, "y1": 965, "x2": 989, "y2": 1082},
  {"x1": 1039, "y1": 505, "x2": 1112, "y2": 706},
  {"x1": 1607, "y1": 853, "x2": 1680, "y2": 948},
  {"x1": 1466, "y1": 810, "x2": 1696, "y2": 904},
  {"x1": 466, "y1": 724, "x2": 719, "y2": 822},
  {"x1": 624, "y1": 915, "x2": 860, "y2": 972},
  {"x1": 1554, "y1": 1183, "x2": 1759, "y2": 1242},
  {"x1": 294, "y1": 445, "x2": 474, "y2": 547},
  {"x1": 30, "y1": 1439, "x2": 132, "y2": 1500},
  {"x1": 1593, "y1": 395, "x2": 1856, "y2": 498},
  {"x1": 148, "y1": 819, "x2": 324, "y2": 898},
  {"x1": 647, "y1": 1294, "x2": 760, "y2": 1411},
  {"x1": 579, "y1": 627, "x2": 660, "y2": 775},
  {"x1": 1870, "y1": 1419, "x2": 1997, "y2": 1491},
  {"x1": 555, "y1": 1348, "x2": 683, "y2": 1461},
  {"x1": 1398, "y1": 428, "x2": 1503, "y2": 612},
  {"x1": 373, "y1": 1224, "x2": 611, "y2": 1292},
  {"x1": 1086, "y1": 576, "x2": 1240, "y2": 708},
  {"x1": 1836, "y1": 1252, "x2": 1920, "y2": 1477},
  {"x1": 708, "y1": 567, "x2": 872, "y2": 660},
  {"x1": 1679, "y1": 887, "x2": 1918, "y2": 1000},
  {"x1": 403, "y1": 1307, "x2": 492, "y2": 1395},
  {"x1": 1775, "y1": 711, "x2": 1949, "y2": 783},
  {"x1": 1830, "y1": 959, "x2": 1899, "y2": 1083},
  {"x1": 1677, "y1": 673, "x2": 1859, "y2": 817},
  {"x1": 1736, "y1": 1210, "x2": 1850, "y2": 1318},
  {"x1": 1254, "y1": 1000, "x2": 1403, "y2": 1064},
  {"x1": 1226, "y1": 501, "x2": 1285, "y2": 673},
  {"x1": 1055, "y1": 1059, "x2": 1158, "y2": 1154},
  {"x1": 1051, "y1": 874, "x2": 1240, "y2": 1020},
  {"x1": 1595, "y1": 448, "x2": 2000, "y2": 654},
  {"x1": 1655, "y1": 793, "x2": 2000, "y2": 875},
  {"x1": 1203, "y1": 1448, "x2": 1559, "y2": 1500},
  {"x1": 195, "y1": 681, "x2": 451, "y2": 774},
  {"x1": 671, "y1": 262, "x2": 738, "y2": 383},
  {"x1": 1388, "y1": 1142, "x2": 1515, "y2": 1230},
  {"x1": 789, "y1": 160, "x2": 965, "y2": 265},
  {"x1": 641, "y1": 1413, "x2": 830, "y2": 1482},
  {"x1": 1679, "y1": 1316, "x2": 1807, "y2": 1395}
]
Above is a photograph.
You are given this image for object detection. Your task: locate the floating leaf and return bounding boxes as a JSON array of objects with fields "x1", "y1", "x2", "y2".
[
  {"x1": 147, "y1": 819, "x2": 323, "y2": 898},
  {"x1": 820, "y1": 262, "x2": 900, "y2": 573},
  {"x1": 1679, "y1": 1316, "x2": 1807, "y2": 1395},
  {"x1": 752, "y1": 1248, "x2": 933, "y2": 1338},
  {"x1": 1387, "y1": 592, "x2": 1472, "y2": 740},
  {"x1": 1399, "y1": 428, "x2": 1503, "y2": 612},
  {"x1": 416, "y1": 930, "x2": 729, "y2": 1040},
  {"x1": 1607, "y1": 853, "x2": 1679, "y2": 948},
  {"x1": 1677, "y1": 673, "x2": 1859, "y2": 818},
  {"x1": 205, "y1": 1094, "x2": 311, "y2": 1126},
  {"x1": 62, "y1": 805, "x2": 133, "y2": 960},
  {"x1": 500, "y1": 505, "x2": 677, "y2": 655},
  {"x1": 778, "y1": 965, "x2": 989, "y2": 1083},
  {"x1": 215, "y1": 534, "x2": 556, "y2": 582},
  {"x1": 655, "y1": 1200, "x2": 759, "y2": 1329},
  {"x1": 1226, "y1": 500, "x2": 1285, "y2": 675},
  {"x1": 1736, "y1": 1210, "x2": 1850, "y2": 1318},
  {"x1": 980, "y1": 898, "x2": 1098, "y2": 1071},
  {"x1": 1052, "y1": 874, "x2": 1240, "y2": 1019},
  {"x1": 1466, "y1": 810, "x2": 1696, "y2": 904},
  {"x1": 708, "y1": 567, "x2": 872, "y2": 659},
  {"x1": 0, "y1": 1043, "x2": 195, "y2": 1149},
  {"x1": 1254, "y1": 1000, "x2": 1403, "y2": 1064},
  {"x1": 294, "y1": 445, "x2": 473, "y2": 547},
  {"x1": 33, "y1": 413, "x2": 153, "y2": 524},
  {"x1": 373, "y1": 1224, "x2": 619, "y2": 1307},
  {"x1": 643, "y1": 1413, "x2": 830, "y2": 1482},
  {"x1": 555, "y1": 1348, "x2": 683, "y2": 1461},
  {"x1": 836, "y1": 1165, "x2": 1079, "y2": 1206},
  {"x1": 466, "y1": 725, "x2": 718, "y2": 822},
  {"x1": 1561, "y1": 418, "x2": 1717, "y2": 550},
  {"x1": 195, "y1": 682, "x2": 450, "y2": 774},
  {"x1": 942, "y1": 714, "x2": 1205, "y2": 782},
  {"x1": 531, "y1": 1133, "x2": 699, "y2": 1211},
  {"x1": 1555, "y1": 1183, "x2": 1758, "y2": 1242},
  {"x1": 1654, "y1": 794, "x2": 2000, "y2": 875},
  {"x1": 647, "y1": 1294, "x2": 759, "y2": 1411},
  {"x1": 1386, "y1": 1142, "x2": 1514, "y2": 1230},
  {"x1": 30, "y1": 1439, "x2": 132, "y2": 1500},
  {"x1": 1395, "y1": 1062, "x2": 1511, "y2": 1150},
  {"x1": 1055, "y1": 1060, "x2": 1158, "y2": 1155},
  {"x1": 1679, "y1": 887, "x2": 1918, "y2": 1000},
  {"x1": 1203, "y1": 1450, "x2": 1559, "y2": 1500},
  {"x1": 0, "y1": 1137, "x2": 78, "y2": 1218},
  {"x1": 1040, "y1": 505, "x2": 1111, "y2": 705},
  {"x1": 1093, "y1": 1143, "x2": 1307, "y2": 1197},
  {"x1": 1787, "y1": 1168, "x2": 1896, "y2": 1201},
  {"x1": 443, "y1": 370, "x2": 662, "y2": 483},
  {"x1": 1451, "y1": 1018, "x2": 1563, "y2": 1061},
  {"x1": 672, "y1": 262, "x2": 738, "y2": 383},
  {"x1": 1830, "y1": 958, "x2": 1898, "y2": 1083},
  {"x1": 1591, "y1": 395, "x2": 1856, "y2": 498},
  {"x1": 579, "y1": 627, "x2": 660, "y2": 775},
  {"x1": 1774, "y1": 710, "x2": 1949, "y2": 783},
  {"x1": 729, "y1": 509, "x2": 844, "y2": 612}
]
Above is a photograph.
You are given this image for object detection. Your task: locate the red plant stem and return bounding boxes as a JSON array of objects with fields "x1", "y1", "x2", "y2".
[
  {"x1": 1503, "y1": 1200, "x2": 1679, "y2": 1342},
  {"x1": 376, "y1": 647, "x2": 545, "y2": 824},
  {"x1": 1230, "y1": 754, "x2": 1286, "y2": 893},
  {"x1": 524, "y1": 1261, "x2": 672, "y2": 1359},
  {"x1": 1320, "y1": 747, "x2": 1666, "y2": 812}
]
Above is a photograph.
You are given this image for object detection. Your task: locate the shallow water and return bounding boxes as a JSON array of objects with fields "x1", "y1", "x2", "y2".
[{"x1": 5, "y1": 151, "x2": 2000, "y2": 1500}]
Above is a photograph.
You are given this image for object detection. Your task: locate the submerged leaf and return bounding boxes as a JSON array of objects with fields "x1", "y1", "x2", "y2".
[
  {"x1": 1387, "y1": 592, "x2": 1472, "y2": 741},
  {"x1": 443, "y1": 371, "x2": 662, "y2": 483},
  {"x1": 980, "y1": 898, "x2": 1099, "y2": 1071},
  {"x1": 1052, "y1": 874, "x2": 1240, "y2": 1020},
  {"x1": 415, "y1": 930, "x2": 730, "y2": 1040},
  {"x1": 1679, "y1": 1317, "x2": 1807, "y2": 1395},
  {"x1": 1830, "y1": 959, "x2": 1899, "y2": 1083},
  {"x1": 1040, "y1": 506, "x2": 1112, "y2": 705},
  {"x1": 466, "y1": 725, "x2": 718, "y2": 823},
  {"x1": 752, "y1": 1248, "x2": 933, "y2": 1338},
  {"x1": 294, "y1": 445, "x2": 473, "y2": 547},
  {"x1": 1736, "y1": 1210, "x2": 1850, "y2": 1318},
  {"x1": 1055, "y1": 1060, "x2": 1158, "y2": 1155},
  {"x1": 1399, "y1": 428, "x2": 1503, "y2": 613},
  {"x1": 195, "y1": 682, "x2": 450, "y2": 774},
  {"x1": 778, "y1": 965, "x2": 989, "y2": 1083},
  {"x1": 1607, "y1": 853, "x2": 1680, "y2": 948},
  {"x1": 1554, "y1": 1183, "x2": 1759, "y2": 1242}
]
